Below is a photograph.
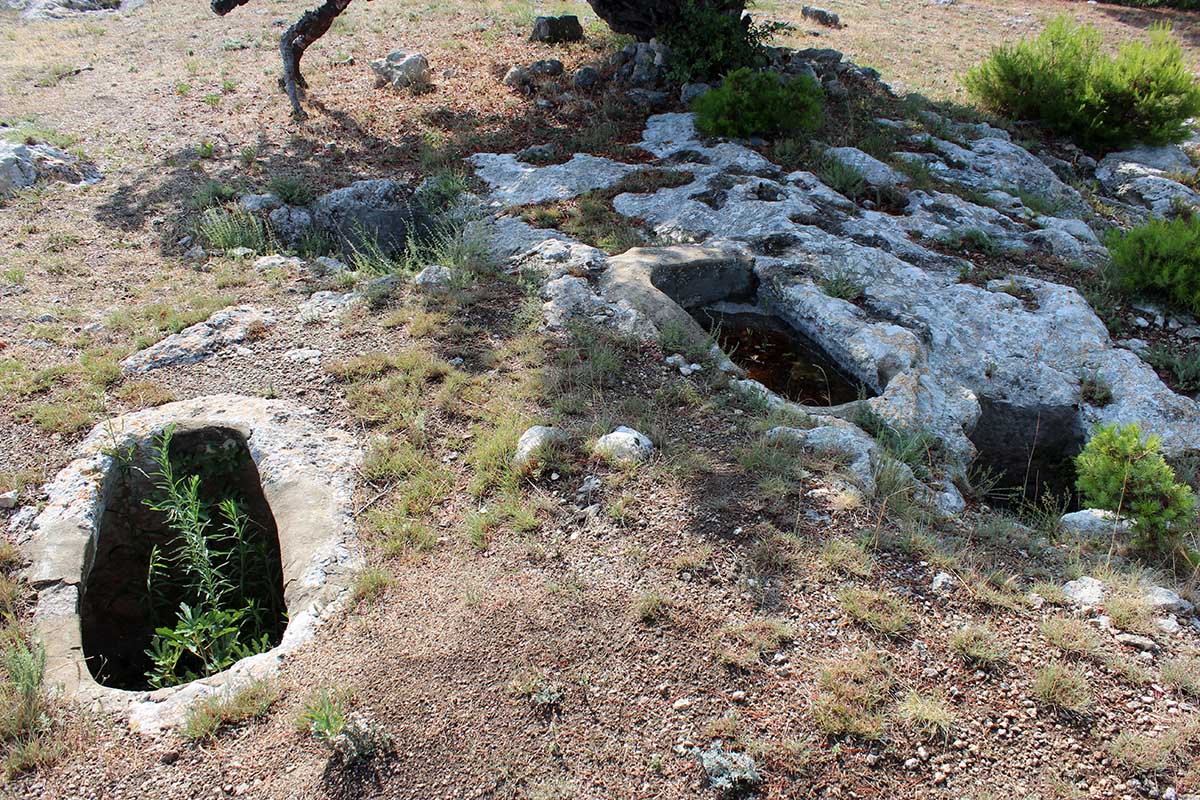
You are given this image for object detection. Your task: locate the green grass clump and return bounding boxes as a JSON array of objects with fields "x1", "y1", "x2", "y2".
[
  {"x1": 811, "y1": 651, "x2": 893, "y2": 740},
  {"x1": 1041, "y1": 617, "x2": 1101, "y2": 657},
  {"x1": 183, "y1": 680, "x2": 279, "y2": 740},
  {"x1": 1033, "y1": 662, "x2": 1091, "y2": 713},
  {"x1": 196, "y1": 205, "x2": 270, "y2": 253},
  {"x1": 190, "y1": 180, "x2": 237, "y2": 210},
  {"x1": 1075, "y1": 422, "x2": 1196, "y2": 554},
  {"x1": 1107, "y1": 214, "x2": 1200, "y2": 318},
  {"x1": 266, "y1": 176, "x2": 314, "y2": 206},
  {"x1": 692, "y1": 67, "x2": 824, "y2": 139},
  {"x1": 964, "y1": 16, "x2": 1200, "y2": 152},
  {"x1": 296, "y1": 687, "x2": 350, "y2": 742},
  {"x1": 950, "y1": 624, "x2": 1008, "y2": 668}
]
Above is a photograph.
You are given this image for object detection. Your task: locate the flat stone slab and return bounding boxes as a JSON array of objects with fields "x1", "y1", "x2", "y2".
[
  {"x1": 19, "y1": 395, "x2": 361, "y2": 733},
  {"x1": 468, "y1": 152, "x2": 641, "y2": 206},
  {"x1": 120, "y1": 306, "x2": 272, "y2": 374}
]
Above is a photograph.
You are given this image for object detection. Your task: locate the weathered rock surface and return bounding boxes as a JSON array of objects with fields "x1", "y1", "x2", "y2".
[
  {"x1": 413, "y1": 264, "x2": 452, "y2": 292},
  {"x1": 1096, "y1": 144, "x2": 1199, "y2": 217},
  {"x1": 1059, "y1": 509, "x2": 1131, "y2": 540},
  {"x1": 1145, "y1": 585, "x2": 1194, "y2": 617},
  {"x1": 313, "y1": 179, "x2": 430, "y2": 258},
  {"x1": 594, "y1": 426, "x2": 654, "y2": 463},
  {"x1": 1062, "y1": 575, "x2": 1105, "y2": 608},
  {"x1": 1, "y1": 140, "x2": 101, "y2": 198},
  {"x1": 296, "y1": 290, "x2": 358, "y2": 321},
  {"x1": 826, "y1": 146, "x2": 909, "y2": 189},
  {"x1": 5, "y1": 0, "x2": 123, "y2": 19},
  {"x1": 468, "y1": 152, "x2": 640, "y2": 206},
  {"x1": 599, "y1": 243, "x2": 754, "y2": 352},
  {"x1": 514, "y1": 425, "x2": 566, "y2": 469},
  {"x1": 469, "y1": 112, "x2": 1200, "y2": 492},
  {"x1": 530, "y1": 14, "x2": 583, "y2": 43},
  {"x1": 370, "y1": 50, "x2": 430, "y2": 89},
  {"x1": 766, "y1": 423, "x2": 878, "y2": 496},
  {"x1": 120, "y1": 307, "x2": 272, "y2": 374},
  {"x1": 268, "y1": 205, "x2": 314, "y2": 247}
]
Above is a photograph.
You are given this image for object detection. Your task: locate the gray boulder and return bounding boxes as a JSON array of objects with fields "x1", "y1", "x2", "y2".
[
  {"x1": 514, "y1": 425, "x2": 566, "y2": 469},
  {"x1": 529, "y1": 58, "x2": 564, "y2": 78},
  {"x1": 1145, "y1": 586, "x2": 1194, "y2": 617},
  {"x1": 239, "y1": 193, "x2": 281, "y2": 213},
  {"x1": 268, "y1": 205, "x2": 314, "y2": 247},
  {"x1": 413, "y1": 264, "x2": 452, "y2": 292},
  {"x1": 0, "y1": 140, "x2": 100, "y2": 198},
  {"x1": 680, "y1": 82, "x2": 711, "y2": 105},
  {"x1": 594, "y1": 426, "x2": 654, "y2": 464},
  {"x1": 1059, "y1": 509, "x2": 1131, "y2": 540},
  {"x1": 312, "y1": 179, "x2": 431, "y2": 258},
  {"x1": 530, "y1": 15, "x2": 583, "y2": 43},
  {"x1": 825, "y1": 147, "x2": 911, "y2": 190},
  {"x1": 802, "y1": 5, "x2": 841, "y2": 27},
  {"x1": 572, "y1": 66, "x2": 601, "y2": 91},
  {"x1": 502, "y1": 66, "x2": 532, "y2": 89},
  {"x1": 1062, "y1": 575, "x2": 1105, "y2": 608},
  {"x1": 370, "y1": 50, "x2": 430, "y2": 89},
  {"x1": 1095, "y1": 144, "x2": 1199, "y2": 217}
]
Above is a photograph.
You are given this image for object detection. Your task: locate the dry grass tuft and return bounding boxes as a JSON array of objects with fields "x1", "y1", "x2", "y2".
[
  {"x1": 838, "y1": 586, "x2": 914, "y2": 637},
  {"x1": 811, "y1": 650, "x2": 893, "y2": 740},
  {"x1": 949, "y1": 624, "x2": 1008, "y2": 668},
  {"x1": 1033, "y1": 662, "x2": 1091, "y2": 713}
]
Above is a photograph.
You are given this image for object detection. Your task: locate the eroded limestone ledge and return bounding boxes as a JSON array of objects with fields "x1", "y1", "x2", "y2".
[{"x1": 18, "y1": 394, "x2": 361, "y2": 734}]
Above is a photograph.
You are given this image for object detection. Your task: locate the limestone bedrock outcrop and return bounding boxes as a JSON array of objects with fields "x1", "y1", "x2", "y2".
[
  {"x1": 468, "y1": 112, "x2": 1200, "y2": 488},
  {"x1": 468, "y1": 152, "x2": 641, "y2": 206},
  {"x1": 0, "y1": 139, "x2": 102, "y2": 198},
  {"x1": 599, "y1": 243, "x2": 755, "y2": 353},
  {"x1": 19, "y1": 395, "x2": 361, "y2": 733},
  {"x1": 120, "y1": 306, "x2": 272, "y2": 374},
  {"x1": 313, "y1": 178, "x2": 431, "y2": 258},
  {"x1": 1095, "y1": 144, "x2": 1200, "y2": 218}
]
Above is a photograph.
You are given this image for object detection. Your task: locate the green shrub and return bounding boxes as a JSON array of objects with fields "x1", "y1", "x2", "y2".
[
  {"x1": 196, "y1": 205, "x2": 271, "y2": 253},
  {"x1": 1075, "y1": 422, "x2": 1196, "y2": 553},
  {"x1": 693, "y1": 68, "x2": 823, "y2": 139},
  {"x1": 660, "y1": 1, "x2": 792, "y2": 83},
  {"x1": 1106, "y1": 214, "x2": 1200, "y2": 317},
  {"x1": 190, "y1": 180, "x2": 237, "y2": 210},
  {"x1": 267, "y1": 176, "x2": 314, "y2": 207},
  {"x1": 142, "y1": 427, "x2": 285, "y2": 687},
  {"x1": 964, "y1": 17, "x2": 1200, "y2": 151}
]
